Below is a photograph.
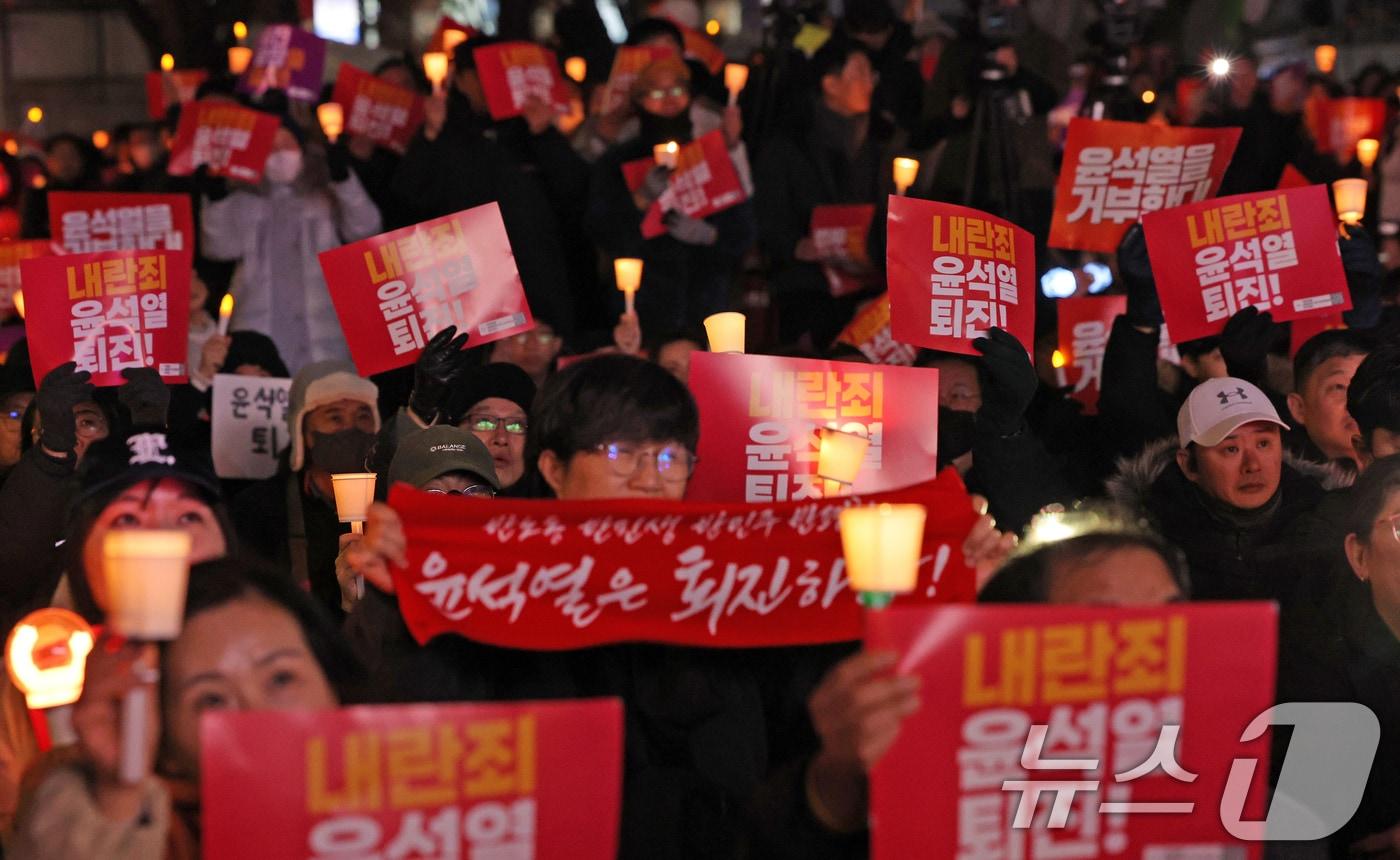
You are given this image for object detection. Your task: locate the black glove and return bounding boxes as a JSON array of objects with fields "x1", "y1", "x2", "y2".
[
  {"x1": 408, "y1": 326, "x2": 471, "y2": 422},
  {"x1": 973, "y1": 327, "x2": 1038, "y2": 437},
  {"x1": 118, "y1": 367, "x2": 170, "y2": 427},
  {"x1": 1219, "y1": 306, "x2": 1274, "y2": 383},
  {"x1": 1117, "y1": 222, "x2": 1162, "y2": 328},
  {"x1": 325, "y1": 140, "x2": 351, "y2": 183},
  {"x1": 1339, "y1": 226, "x2": 1383, "y2": 329},
  {"x1": 35, "y1": 362, "x2": 94, "y2": 455},
  {"x1": 193, "y1": 164, "x2": 230, "y2": 202}
]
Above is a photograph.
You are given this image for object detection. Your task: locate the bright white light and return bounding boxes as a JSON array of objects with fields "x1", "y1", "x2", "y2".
[
  {"x1": 1084, "y1": 262, "x2": 1113, "y2": 294},
  {"x1": 1040, "y1": 267, "x2": 1077, "y2": 299},
  {"x1": 1208, "y1": 56, "x2": 1232, "y2": 78},
  {"x1": 313, "y1": 0, "x2": 360, "y2": 44}
]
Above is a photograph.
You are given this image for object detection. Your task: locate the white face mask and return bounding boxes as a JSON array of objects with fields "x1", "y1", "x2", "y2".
[{"x1": 264, "y1": 149, "x2": 303, "y2": 185}]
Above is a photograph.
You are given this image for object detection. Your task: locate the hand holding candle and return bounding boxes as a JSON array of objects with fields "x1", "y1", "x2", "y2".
[
  {"x1": 839, "y1": 503, "x2": 927, "y2": 608},
  {"x1": 331, "y1": 472, "x2": 377, "y2": 534},
  {"x1": 317, "y1": 102, "x2": 344, "y2": 143},
  {"x1": 217, "y1": 293, "x2": 234, "y2": 336},
  {"x1": 614, "y1": 258, "x2": 642, "y2": 316},
  {"x1": 653, "y1": 140, "x2": 680, "y2": 169}
]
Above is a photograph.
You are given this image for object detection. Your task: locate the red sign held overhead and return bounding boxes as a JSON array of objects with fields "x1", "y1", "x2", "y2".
[
  {"x1": 1049, "y1": 118, "x2": 1241, "y2": 253},
  {"x1": 317, "y1": 203, "x2": 534, "y2": 378},
  {"x1": 473, "y1": 42, "x2": 571, "y2": 121},
  {"x1": 811, "y1": 204, "x2": 876, "y2": 297},
  {"x1": 868, "y1": 603, "x2": 1276, "y2": 860},
  {"x1": 166, "y1": 100, "x2": 280, "y2": 183},
  {"x1": 621, "y1": 130, "x2": 747, "y2": 239},
  {"x1": 20, "y1": 249, "x2": 191, "y2": 387},
  {"x1": 330, "y1": 63, "x2": 426, "y2": 153},
  {"x1": 887, "y1": 196, "x2": 1036, "y2": 358},
  {"x1": 1142, "y1": 184, "x2": 1350, "y2": 344},
  {"x1": 47, "y1": 192, "x2": 194, "y2": 257},
  {"x1": 202, "y1": 699, "x2": 624, "y2": 860}
]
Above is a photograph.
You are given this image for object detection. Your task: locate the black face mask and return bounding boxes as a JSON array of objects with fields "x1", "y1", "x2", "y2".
[
  {"x1": 937, "y1": 407, "x2": 976, "y2": 470},
  {"x1": 307, "y1": 428, "x2": 376, "y2": 474},
  {"x1": 638, "y1": 108, "x2": 693, "y2": 147}
]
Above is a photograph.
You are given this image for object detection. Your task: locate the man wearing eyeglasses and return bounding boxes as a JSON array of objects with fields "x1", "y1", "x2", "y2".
[{"x1": 446, "y1": 362, "x2": 537, "y2": 495}]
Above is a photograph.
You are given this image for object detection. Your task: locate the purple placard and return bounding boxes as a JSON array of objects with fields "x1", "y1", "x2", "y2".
[{"x1": 239, "y1": 25, "x2": 327, "y2": 102}]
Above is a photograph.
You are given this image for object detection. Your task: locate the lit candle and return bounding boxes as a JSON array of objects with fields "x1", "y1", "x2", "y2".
[
  {"x1": 423, "y1": 51, "x2": 450, "y2": 94},
  {"x1": 5, "y1": 607, "x2": 95, "y2": 749},
  {"x1": 614, "y1": 258, "x2": 643, "y2": 316},
  {"x1": 565, "y1": 56, "x2": 587, "y2": 84},
  {"x1": 839, "y1": 503, "x2": 927, "y2": 609},
  {"x1": 25, "y1": 106, "x2": 42, "y2": 125},
  {"x1": 13, "y1": 290, "x2": 24, "y2": 320},
  {"x1": 892, "y1": 157, "x2": 919, "y2": 196},
  {"x1": 331, "y1": 472, "x2": 377, "y2": 534},
  {"x1": 653, "y1": 140, "x2": 679, "y2": 169},
  {"x1": 724, "y1": 63, "x2": 749, "y2": 105},
  {"x1": 1333, "y1": 178, "x2": 1367, "y2": 226},
  {"x1": 160, "y1": 53, "x2": 175, "y2": 73},
  {"x1": 91, "y1": 129, "x2": 110, "y2": 150},
  {"x1": 1314, "y1": 44, "x2": 1337, "y2": 75},
  {"x1": 817, "y1": 427, "x2": 870, "y2": 496},
  {"x1": 703, "y1": 311, "x2": 745, "y2": 354},
  {"x1": 228, "y1": 46, "x2": 253, "y2": 75},
  {"x1": 1356, "y1": 138, "x2": 1380, "y2": 171},
  {"x1": 217, "y1": 293, "x2": 234, "y2": 336},
  {"x1": 317, "y1": 102, "x2": 344, "y2": 143},
  {"x1": 442, "y1": 29, "x2": 468, "y2": 55},
  {"x1": 3, "y1": 139, "x2": 17, "y2": 156},
  {"x1": 233, "y1": 20, "x2": 248, "y2": 43}
]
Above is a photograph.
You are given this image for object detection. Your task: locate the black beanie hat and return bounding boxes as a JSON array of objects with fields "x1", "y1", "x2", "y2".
[{"x1": 445, "y1": 362, "x2": 537, "y2": 425}]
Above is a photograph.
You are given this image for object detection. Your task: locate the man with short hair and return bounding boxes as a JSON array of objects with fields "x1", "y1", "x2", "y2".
[
  {"x1": 1347, "y1": 341, "x2": 1400, "y2": 468},
  {"x1": 1287, "y1": 329, "x2": 1371, "y2": 470}
]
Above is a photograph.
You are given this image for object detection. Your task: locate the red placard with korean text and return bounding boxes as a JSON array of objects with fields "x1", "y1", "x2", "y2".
[
  {"x1": 0, "y1": 240, "x2": 57, "y2": 319},
  {"x1": 202, "y1": 699, "x2": 623, "y2": 860},
  {"x1": 318, "y1": 203, "x2": 534, "y2": 377},
  {"x1": 812, "y1": 204, "x2": 876, "y2": 297},
  {"x1": 20, "y1": 249, "x2": 190, "y2": 387},
  {"x1": 836, "y1": 294, "x2": 917, "y2": 366},
  {"x1": 389, "y1": 471, "x2": 978, "y2": 649},
  {"x1": 868, "y1": 604, "x2": 1275, "y2": 860},
  {"x1": 601, "y1": 44, "x2": 677, "y2": 114},
  {"x1": 330, "y1": 63, "x2": 425, "y2": 153},
  {"x1": 888, "y1": 197, "x2": 1036, "y2": 358},
  {"x1": 1142, "y1": 184, "x2": 1350, "y2": 343},
  {"x1": 686, "y1": 351, "x2": 937, "y2": 503},
  {"x1": 1056, "y1": 295, "x2": 1124, "y2": 414},
  {"x1": 622, "y1": 130, "x2": 747, "y2": 238},
  {"x1": 473, "y1": 42, "x2": 571, "y2": 121},
  {"x1": 674, "y1": 21, "x2": 725, "y2": 73},
  {"x1": 166, "y1": 100, "x2": 279, "y2": 182},
  {"x1": 1049, "y1": 118, "x2": 1241, "y2": 253},
  {"x1": 1307, "y1": 98, "x2": 1387, "y2": 159},
  {"x1": 47, "y1": 192, "x2": 194, "y2": 256},
  {"x1": 144, "y1": 69, "x2": 207, "y2": 120}
]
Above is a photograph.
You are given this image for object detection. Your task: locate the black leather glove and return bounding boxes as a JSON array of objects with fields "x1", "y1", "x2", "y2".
[
  {"x1": 1117, "y1": 222, "x2": 1163, "y2": 328},
  {"x1": 194, "y1": 164, "x2": 230, "y2": 202},
  {"x1": 35, "y1": 362, "x2": 94, "y2": 455},
  {"x1": 1338, "y1": 226, "x2": 1383, "y2": 329},
  {"x1": 118, "y1": 367, "x2": 170, "y2": 427},
  {"x1": 408, "y1": 326, "x2": 471, "y2": 423},
  {"x1": 973, "y1": 327, "x2": 1038, "y2": 437},
  {"x1": 1219, "y1": 306, "x2": 1275, "y2": 383},
  {"x1": 325, "y1": 140, "x2": 351, "y2": 183}
]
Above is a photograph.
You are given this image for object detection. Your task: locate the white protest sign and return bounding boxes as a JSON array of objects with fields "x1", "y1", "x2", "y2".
[{"x1": 212, "y1": 374, "x2": 291, "y2": 479}]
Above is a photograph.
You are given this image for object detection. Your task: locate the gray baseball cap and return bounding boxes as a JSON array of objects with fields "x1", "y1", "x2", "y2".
[{"x1": 388, "y1": 426, "x2": 500, "y2": 490}]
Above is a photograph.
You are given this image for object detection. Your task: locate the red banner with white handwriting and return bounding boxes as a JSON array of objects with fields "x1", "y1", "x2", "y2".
[
  {"x1": 331, "y1": 63, "x2": 425, "y2": 153},
  {"x1": 812, "y1": 203, "x2": 876, "y2": 297},
  {"x1": 47, "y1": 192, "x2": 194, "y2": 256},
  {"x1": 1142, "y1": 184, "x2": 1350, "y2": 343},
  {"x1": 687, "y1": 351, "x2": 938, "y2": 502},
  {"x1": 0, "y1": 240, "x2": 57, "y2": 319},
  {"x1": 166, "y1": 100, "x2": 279, "y2": 182},
  {"x1": 601, "y1": 44, "x2": 676, "y2": 114},
  {"x1": 836, "y1": 294, "x2": 916, "y2": 365},
  {"x1": 389, "y1": 472, "x2": 979, "y2": 650},
  {"x1": 473, "y1": 42, "x2": 571, "y2": 120},
  {"x1": 318, "y1": 203, "x2": 534, "y2": 377},
  {"x1": 202, "y1": 699, "x2": 623, "y2": 860},
  {"x1": 868, "y1": 603, "x2": 1275, "y2": 860},
  {"x1": 1049, "y1": 118, "x2": 1241, "y2": 253},
  {"x1": 887, "y1": 197, "x2": 1036, "y2": 358},
  {"x1": 20, "y1": 249, "x2": 190, "y2": 387},
  {"x1": 144, "y1": 69, "x2": 207, "y2": 120},
  {"x1": 622, "y1": 130, "x2": 747, "y2": 238}
]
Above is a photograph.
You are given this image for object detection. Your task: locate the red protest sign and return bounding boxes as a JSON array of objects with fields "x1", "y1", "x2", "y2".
[
  {"x1": 331, "y1": 63, "x2": 425, "y2": 153},
  {"x1": 0, "y1": 240, "x2": 57, "y2": 318},
  {"x1": 887, "y1": 197, "x2": 1036, "y2": 358},
  {"x1": 20, "y1": 249, "x2": 191, "y2": 387},
  {"x1": 1143, "y1": 185, "x2": 1350, "y2": 343},
  {"x1": 1277, "y1": 163, "x2": 1310, "y2": 189},
  {"x1": 427, "y1": 16, "x2": 478, "y2": 53},
  {"x1": 318, "y1": 203, "x2": 534, "y2": 377},
  {"x1": 1054, "y1": 295, "x2": 1126, "y2": 414},
  {"x1": 1309, "y1": 97, "x2": 1386, "y2": 159},
  {"x1": 167, "y1": 100, "x2": 279, "y2": 183},
  {"x1": 1049, "y1": 118, "x2": 1241, "y2": 253},
  {"x1": 685, "y1": 351, "x2": 937, "y2": 502},
  {"x1": 836, "y1": 294, "x2": 917, "y2": 365},
  {"x1": 867, "y1": 603, "x2": 1275, "y2": 860},
  {"x1": 202, "y1": 699, "x2": 623, "y2": 860},
  {"x1": 389, "y1": 471, "x2": 978, "y2": 650},
  {"x1": 674, "y1": 22, "x2": 725, "y2": 73},
  {"x1": 47, "y1": 192, "x2": 194, "y2": 256},
  {"x1": 601, "y1": 44, "x2": 676, "y2": 114},
  {"x1": 621, "y1": 130, "x2": 747, "y2": 238},
  {"x1": 473, "y1": 42, "x2": 571, "y2": 121},
  {"x1": 1289, "y1": 312, "x2": 1346, "y2": 358},
  {"x1": 144, "y1": 69, "x2": 207, "y2": 120},
  {"x1": 812, "y1": 204, "x2": 876, "y2": 297}
]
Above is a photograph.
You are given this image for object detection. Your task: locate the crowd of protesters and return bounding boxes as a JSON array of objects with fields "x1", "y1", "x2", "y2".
[{"x1": 0, "y1": 0, "x2": 1399, "y2": 857}]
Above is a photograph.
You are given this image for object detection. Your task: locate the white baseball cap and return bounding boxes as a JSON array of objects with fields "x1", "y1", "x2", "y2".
[{"x1": 1177, "y1": 378, "x2": 1290, "y2": 447}]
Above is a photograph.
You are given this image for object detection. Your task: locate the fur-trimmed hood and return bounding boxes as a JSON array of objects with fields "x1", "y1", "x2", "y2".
[{"x1": 1106, "y1": 435, "x2": 1354, "y2": 516}]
